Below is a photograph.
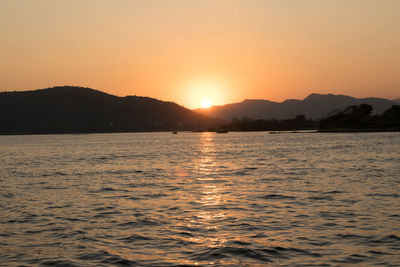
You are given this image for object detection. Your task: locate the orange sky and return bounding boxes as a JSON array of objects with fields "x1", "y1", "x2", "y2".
[{"x1": 1, "y1": 0, "x2": 399, "y2": 108}]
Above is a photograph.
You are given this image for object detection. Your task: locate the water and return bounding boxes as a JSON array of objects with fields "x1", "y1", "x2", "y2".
[{"x1": 0, "y1": 132, "x2": 399, "y2": 266}]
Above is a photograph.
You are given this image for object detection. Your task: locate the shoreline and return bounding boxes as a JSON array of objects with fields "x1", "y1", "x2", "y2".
[{"x1": 1, "y1": 128, "x2": 400, "y2": 136}]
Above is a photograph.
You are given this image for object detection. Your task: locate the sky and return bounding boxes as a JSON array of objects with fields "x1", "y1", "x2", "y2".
[{"x1": 1, "y1": 0, "x2": 399, "y2": 108}]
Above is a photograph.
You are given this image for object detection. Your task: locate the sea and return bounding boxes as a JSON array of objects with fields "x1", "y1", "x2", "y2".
[{"x1": 0, "y1": 132, "x2": 399, "y2": 266}]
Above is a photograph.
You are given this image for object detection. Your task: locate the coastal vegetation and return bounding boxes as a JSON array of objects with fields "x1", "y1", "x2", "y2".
[
  {"x1": 319, "y1": 104, "x2": 400, "y2": 132},
  {"x1": 218, "y1": 104, "x2": 400, "y2": 132}
]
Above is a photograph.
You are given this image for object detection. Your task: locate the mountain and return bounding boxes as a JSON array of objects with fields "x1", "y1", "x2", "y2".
[
  {"x1": 393, "y1": 98, "x2": 400, "y2": 104},
  {"x1": 0, "y1": 86, "x2": 219, "y2": 134},
  {"x1": 195, "y1": 93, "x2": 397, "y2": 120}
]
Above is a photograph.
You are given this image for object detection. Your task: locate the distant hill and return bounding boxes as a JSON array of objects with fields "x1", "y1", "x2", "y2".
[
  {"x1": 195, "y1": 93, "x2": 397, "y2": 120},
  {"x1": 0, "y1": 86, "x2": 219, "y2": 134},
  {"x1": 394, "y1": 98, "x2": 400, "y2": 104}
]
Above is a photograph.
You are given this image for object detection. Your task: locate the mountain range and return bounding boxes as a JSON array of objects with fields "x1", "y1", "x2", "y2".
[
  {"x1": 0, "y1": 86, "x2": 218, "y2": 134},
  {"x1": 1, "y1": 86, "x2": 398, "y2": 134},
  {"x1": 195, "y1": 93, "x2": 398, "y2": 120}
]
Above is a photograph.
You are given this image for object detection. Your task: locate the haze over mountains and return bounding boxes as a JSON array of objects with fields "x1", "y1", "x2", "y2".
[{"x1": 195, "y1": 94, "x2": 398, "y2": 120}]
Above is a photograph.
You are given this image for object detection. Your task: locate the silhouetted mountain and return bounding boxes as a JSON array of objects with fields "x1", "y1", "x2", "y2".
[
  {"x1": 393, "y1": 98, "x2": 400, "y2": 104},
  {"x1": 0, "y1": 86, "x2": 219, "y2": 134},
  {"x1": 195, "y1": 93, "x2": 397, "y2": 120}
]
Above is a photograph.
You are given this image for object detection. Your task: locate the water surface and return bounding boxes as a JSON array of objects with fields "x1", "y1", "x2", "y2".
[{"x1": 0, "y1": 132, "x2": 399, "y2": 266}]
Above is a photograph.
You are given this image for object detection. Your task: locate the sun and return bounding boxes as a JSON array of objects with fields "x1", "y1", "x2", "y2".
[{"x1": 201, "y1": 98, "x2": 212, "y2": 108}]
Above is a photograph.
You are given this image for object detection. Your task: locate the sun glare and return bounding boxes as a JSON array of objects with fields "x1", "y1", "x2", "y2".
[
  {"x1": 201, "y1": 98, "x2": 212, "y2": 108},
  {"x1": 182, "y1": 79, "x2": 231, "y2": 108}
]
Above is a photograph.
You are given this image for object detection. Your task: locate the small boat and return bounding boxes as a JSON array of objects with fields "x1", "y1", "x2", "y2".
[{"x1": 172, "y1": 131, "x2": 178, "y2": 134}]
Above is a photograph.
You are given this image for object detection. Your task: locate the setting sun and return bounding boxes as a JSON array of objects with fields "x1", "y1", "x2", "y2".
[
  {"x1": 1, "y1": 1, "x2": 400, "y2": 266},
  {"x1": 201, "y1": 98, "x2": 212, "y2": 109},
  {"x1": 181, "y1": 79, "x2": 233, "y2": 109}
]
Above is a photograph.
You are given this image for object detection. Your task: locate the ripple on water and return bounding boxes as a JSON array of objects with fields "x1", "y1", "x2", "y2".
[
  {"x1": 260, "y1": 194, "x2": 297, "y2": 200},
  {"x1": 1, "y1": 132, "x2": 399, "y2": 266}
]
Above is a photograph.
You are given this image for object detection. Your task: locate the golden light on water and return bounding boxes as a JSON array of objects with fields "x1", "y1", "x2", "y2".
[
  {"x1": 3, "y1": 129, "x2": 400, "y2": 265},
  {"x1": 186, "y1": 132, "x2": 229, "y2": 249}
]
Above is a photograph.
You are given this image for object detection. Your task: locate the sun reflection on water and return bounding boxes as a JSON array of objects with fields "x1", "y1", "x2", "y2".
[
  {"x1": 194, "y1": 132, "x2": 217, "y2": 178},
  {"x1": 199, "y1": 185, "x2": 222, "y2": 206},
  {"x1": 186, "y1": 133, "x2": 229, "y2": 248}
]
